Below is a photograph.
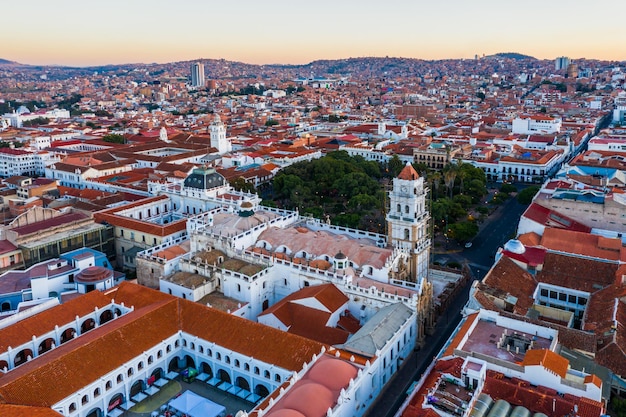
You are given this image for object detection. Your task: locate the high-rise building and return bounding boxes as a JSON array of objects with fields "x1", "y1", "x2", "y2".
[
  {"x1": 190, "y1": 62, "x2": 205, "y2": 88},
  {"x1": 555, "y1": 56, "x2": 570, "y2": 71}
]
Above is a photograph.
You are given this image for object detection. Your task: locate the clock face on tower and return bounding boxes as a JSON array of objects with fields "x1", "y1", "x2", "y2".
[{"x1": 400, "y1": 185, "x2": 408, "y2": 193}]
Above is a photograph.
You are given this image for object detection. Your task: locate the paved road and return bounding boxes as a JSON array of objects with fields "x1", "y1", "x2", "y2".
[
  {"x1": 365, "y1": 272, "x2": 471, "y2": 417},
  {"x1": 366, "y1": 194, "x2": 531, "y2": 417}
]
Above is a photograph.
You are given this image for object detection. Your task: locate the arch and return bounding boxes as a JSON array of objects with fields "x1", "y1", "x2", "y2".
[
  {"x1": 184, "y1": 355, "x2": 195, "y2": 369},
  {"x1": 254, "y1": 384, "x2": 270, "y2": 398},
  {"x1": 235, "y1": 376, "x2": 250, "y2": 391},
  {"x1": 85, "y1": 406, "x2": 102, "y2": 417},
  {"x1": 82, "y1": 394, "x2": 89, "y2": 405},
  {"x1": 60, "y1": 327, "x2": 76, "y2": 344},
  {"x1": 1, "y1": 301, "x2": 11, "y2": 312},
  {"x1": 130, "y1": 380, "x2": 144, "y2": 397},
  {"x1": 38, "y1": 337, "x2": 55, "y2": 355},
  {"x1": 107, "y1": 393, "x2": 124, "y2": 412},
  {"x1": 168, "y1": 357, "x2": 179, "y2": 372},
  {"x1": 148, "y1": 355, "x2": 154, "y2": 365},
  {"x1": 105, "y1": 381, "x2": 113, "y2": 391},
  {"x1": 116, "y1": 374, "x2": 123, "y2": 384},
  {"x1": 81, "y1": 318, "x2": 96, "y2": 334},
  {"x1": 99, "y1": 309, "x2": 114, "y2": 325},
  {"x1": 217, "y1": 369, "x2": 231, "y2": 384},
  {"x1": 200, "y1": 362, "x2": 213, "y2": 378},
  {"x1": 113, "y1": 308, "x2": 122, "y2": 317},
  {"x1": 0, "y1": 359, "x2": 8, "y2": 371},
  {"x1": 150, "y1": 367, "x2": 164, "y2": 380},
  {"x1": 93, "y1": 387, "x2": 101, "y2": 398},
  {"x1": 14, "y1": 348, "x2": 33, "y2": 367}
]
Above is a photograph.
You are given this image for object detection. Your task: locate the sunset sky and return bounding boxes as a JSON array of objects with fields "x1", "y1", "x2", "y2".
[{"x1": 4, "y1": 0, "x2": 624, "y2": 66}]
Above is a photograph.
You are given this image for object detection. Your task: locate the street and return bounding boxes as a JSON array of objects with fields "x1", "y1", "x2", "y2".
[{"x1": 365, "y1": 194, "x2": 530, "y2": 417}]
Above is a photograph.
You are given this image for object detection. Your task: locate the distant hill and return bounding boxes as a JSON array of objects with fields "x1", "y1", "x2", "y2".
[
  {"x1": 488, "y1": 52, "x2": 537, "y2": 60},
  {"x1": 0, "y1": 58, "x2": 19, "y2": 65}
]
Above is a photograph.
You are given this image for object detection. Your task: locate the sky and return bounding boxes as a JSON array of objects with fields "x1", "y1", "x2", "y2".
[{"x1": 3, "y1": 0, "x2": 625, "y2": 67}]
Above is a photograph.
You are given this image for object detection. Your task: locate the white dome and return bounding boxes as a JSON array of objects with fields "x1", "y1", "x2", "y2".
[{"x1": 504, "y1": 239, "x2": 526, "y2": 254}]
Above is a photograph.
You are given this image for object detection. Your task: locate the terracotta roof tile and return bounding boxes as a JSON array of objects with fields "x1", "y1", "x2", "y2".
[
  {"x1": 0, "y1": 291, "x2": 113, "y2": 352},
  {"x1": 521, "y1": 349, "x2": 569, "y2": 377},
  {"x1": 398, "y1": 163, "x2": 420, "y2": 180}
]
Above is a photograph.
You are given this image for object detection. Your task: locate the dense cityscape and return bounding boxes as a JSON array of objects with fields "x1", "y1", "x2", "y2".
[{"x1": 0, "y1": 53, "x2": 625, "y2": 417}]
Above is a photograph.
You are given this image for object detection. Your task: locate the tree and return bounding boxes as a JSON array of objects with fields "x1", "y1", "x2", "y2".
[
  {"x1": 387, "y1": 155, "x2": 404, "y2": 177},
  {"x1": 22, "y1": 117, "x2": 49, "y2": 127},
  {"x1": 517, "y1": 186, "x2": 540, "y2": 205},
  {"x1": 444, "y1": 165, "x2": 458, "y2": 198},
  {"x1": 102, "y1": 134, "x2": 126, "y2": 144},
  {"x1": 265, "y1": 119, "x2": 279, "y2": 127},
  {"x1": 229, "y1": 177, "x2": 257, "y2": 194},
  {"x1": 448, "y1": 221, "x2": 478, "y2": 243},
  {"x1": 500, "y1": 183, "x2": 517, "y2": 194}
]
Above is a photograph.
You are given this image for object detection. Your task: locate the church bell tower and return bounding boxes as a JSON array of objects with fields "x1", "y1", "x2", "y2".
[{"x1": 386, "y1": 163, "x2": 431, "y2": 282}]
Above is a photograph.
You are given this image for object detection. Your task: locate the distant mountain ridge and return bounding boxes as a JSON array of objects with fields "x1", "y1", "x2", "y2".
[
  {"x1": 0, "y1": 58, "x2": 19, "y2": 65},
  {"x1": 488, "y1": 52, "x2": 537, "y2": 60}
]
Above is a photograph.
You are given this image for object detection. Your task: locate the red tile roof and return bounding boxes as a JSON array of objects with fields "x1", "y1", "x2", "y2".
[
  {"x1": 521, "y1": 349, "x2": 569, "y2": 378},
  {"x1": 398, "y1": 163, "x2": 420, "y2": 180}
]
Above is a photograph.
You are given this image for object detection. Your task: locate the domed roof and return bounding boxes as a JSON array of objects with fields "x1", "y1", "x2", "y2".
[
  {"x1": 504, "y1": 239, "x2": 526, "y2": 254},
  {"x1": 307, "y1": 358, "x2": 358, "y2": 391},
  {"x1": 281, "y1": 382, "x2": 334, "y2": 417},
  {"x1": 334, "y1": 251, "x2": 347, "y2": 260},
  {"x1": 183, "y1": 167, "x2": 225, "y2": 190},
  {"x1": 240, "y1": 201, "x2": 253, "y2": 209},
  {"x1": 265, "y1": 409, "x2": 307, "y2": 417},
  {"x1": 75, "y1": 266, "x2": 112, "y2": 284}
]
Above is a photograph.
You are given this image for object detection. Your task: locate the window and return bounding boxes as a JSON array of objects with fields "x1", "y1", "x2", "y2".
[
  {"x1": 405, "y1": 205, "x2": 409, "y2": 213},
  {"x1": 69, "y1": 403, "x2": 77, "y2": 413},
  {"x1": 225, "y1": 356, "x2": 231, "y2": 364},
  {"x1": 216, "y1": 352, "x2": 221, "y2": 361},
  {"x1": 235, "y1": 359, "x2": 240, "y2": 367},
  {"x1": 254, "y1": 366, "x2": 260, "y2": 375},
  {"x1": 82, "y1": 395, "x2": 89, "y2": 405},
  {"x1": 106, "y1": 381, "x2": 112, "y2": 391},
  {"x1": 275, "y1": 374, "x2": 281, "y2": 382},
  {"x1": 558, "y1": 293, "x2": 567, "y2": 302},
  {"x1": 568, "y1": 294, "x2": 577, "y2": 303},
  {"x1": 158, "y1": 350, "x2": 163, "y2": 358},
  {"x1": 117, "y1": 374, "x2": 123, "y2": 383},
  {"x1": 94, "y1": 388, "x2": 101, "y2": 398},
  {"x1": 540, "y1": 288, "x2": 548, "y2": 297},
  {"x1": 244, "y1": 363, "x2": 250, "y2": 371},
  {"x1": 237, "y1": 284, "x2": 241, "y2": 292},
  {"x1": 148, "y1": 355, "x2": 154, "y2": 364},
  {"x1": 208, "y1": 349, "x2": 212, "y2": 357},
  {"x1": 264, "y1": 370, "x2": 270, "y2": 379},
  {"x1": 549, "y1": 291, "x2": 557, "y2": 299},
  {"x1": 128, "y1": 368, "x2": 134, "y2": 377}
]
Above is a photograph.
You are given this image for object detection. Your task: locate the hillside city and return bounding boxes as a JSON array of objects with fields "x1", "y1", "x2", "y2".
[{"x1": 0, "y1": 54, "x2": 625, "y2": 417}]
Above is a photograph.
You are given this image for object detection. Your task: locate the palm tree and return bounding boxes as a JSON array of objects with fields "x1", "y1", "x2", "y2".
[
  {"x1": 430, "y1": 171, "x2": 442, "y2": 200},
  {"x1": 444, "y1": 165, "x2": 458, "y2": 198}
]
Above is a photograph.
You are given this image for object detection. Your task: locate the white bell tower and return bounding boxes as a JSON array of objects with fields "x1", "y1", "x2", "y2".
[
  {"x1": 210, "y1": 114, "x2": 231, "y2": 154},
  {"x1": 386, "y1": 162, "x2": 430, "y2": 282}
]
